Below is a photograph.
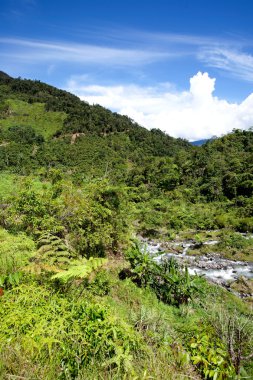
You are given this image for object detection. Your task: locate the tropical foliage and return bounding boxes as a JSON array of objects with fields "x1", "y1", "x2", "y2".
[
  {"x1": 125, "y1": 242, "x2": 200, "y2": 306},
  {"x1": 0, "y1": 72, "x2": 252, "y2": 379}
]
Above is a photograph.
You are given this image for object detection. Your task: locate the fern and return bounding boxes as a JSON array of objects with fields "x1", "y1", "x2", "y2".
[
  {"x1": 51, "y1": 257, "x2": 108, "y2": 283},
  {"x1": 36, "y1": 232, "x2": 78, "y2": 267},
  {"x1": 23, "y1": 263, "x2": 62, "y2": 275},
  {"x1": 0, "y1": 271, "x2": 23, "y2": 288}
]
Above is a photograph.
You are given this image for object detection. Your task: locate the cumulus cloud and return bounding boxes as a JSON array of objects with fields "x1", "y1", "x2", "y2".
[{"x1": 67, "y1": 72, "x2": 253, "y2": 141}]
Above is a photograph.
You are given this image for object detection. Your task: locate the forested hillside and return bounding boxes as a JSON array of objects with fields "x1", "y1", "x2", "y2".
[
  {"x1": 0, "y1": 72, "x2": 190, "y2": 178},
  {"x1": 0, "y1": 72, "x2": 252, "y2": 380}
]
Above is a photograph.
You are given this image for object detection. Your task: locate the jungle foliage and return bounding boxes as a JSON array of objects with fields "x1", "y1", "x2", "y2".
[{"x1": 0, "y1": 72, "x2": 252, "y2": 379}]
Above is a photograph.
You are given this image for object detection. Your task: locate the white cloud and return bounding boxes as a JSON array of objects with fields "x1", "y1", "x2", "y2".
[
  {"x1": 199, "y1": 47, "x2": 253, "y2": 82},
  {"x1": 0, "y1": 38, "x2": 170, "y2": 66},
  {"x1": 1, "y1": 32, "x2": 253, "y2": 83},
  {"x1": 101, "y1": 29, "x2": 253, "y2": 82},
  {"x1": 67, "y1": 72, "x2": 253, "y2": 141}
]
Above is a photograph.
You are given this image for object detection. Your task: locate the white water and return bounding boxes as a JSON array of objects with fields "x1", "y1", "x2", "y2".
[
  {"x1": 143, "y1": 239, "x2": 253, "y2": 284},
  {"x1": 188, "y1": 265, "x2": 253, "y2": 282}
]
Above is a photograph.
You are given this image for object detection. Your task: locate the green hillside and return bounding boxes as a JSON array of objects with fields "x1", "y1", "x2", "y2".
[
  {"x1": 0, "y1": 71, "x2": 189, "y2": 146},
  {"x1": 0, "y1": 99, "x2": 66, "y2": 138},
  {"x1": 0, "y1": 72, "x2": 252, "y2": 380},
  {"x1": 0, "y1": 72, "x2": 192, "y2": 179}
]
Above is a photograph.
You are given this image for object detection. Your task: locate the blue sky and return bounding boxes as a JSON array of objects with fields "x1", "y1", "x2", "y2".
[{"x1": 1, "y1": 0, "x2": 253, "y2": 140}]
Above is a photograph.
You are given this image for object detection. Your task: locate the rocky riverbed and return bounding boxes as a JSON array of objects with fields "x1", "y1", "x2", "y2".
[{"x1": 140, "y1": 236, "x2": 253, "y2": 298}]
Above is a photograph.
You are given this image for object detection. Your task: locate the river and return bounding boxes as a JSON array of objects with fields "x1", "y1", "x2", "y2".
[{"x1": 141, "y1": 237, "x2": 253, "y2": 287}]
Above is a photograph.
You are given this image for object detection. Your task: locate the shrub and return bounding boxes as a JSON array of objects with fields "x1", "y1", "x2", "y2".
[
  {"x1": 188, "y1": 333, "x2": 235, "y2": 379},
  {"x1": 153, "y1": 258, "x2": 200, "y2": 306},
  {"x1": 124, "y1": 241, "x2": 200, "y2": 306},
  {"x1": 218, "y1": 231, "x2": 252, "y2": 250}
]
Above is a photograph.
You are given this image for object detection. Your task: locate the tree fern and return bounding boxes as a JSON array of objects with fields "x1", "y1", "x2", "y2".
[
  {"x1": 51, "y1": 257, "x2": 108, "y2": 283},
  {"x1": 23, "y1": 263, "x2": 62, "y2": 275},
  {"x1": 36, "y1": 232, "x2": 78, "y2": 267}
]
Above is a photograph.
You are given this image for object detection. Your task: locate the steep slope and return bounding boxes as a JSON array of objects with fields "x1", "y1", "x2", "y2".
[
  {"x1": 0, "y1": 72, "x2": 190, "y2": 147},
  {"x1": 0, "y1": 72, "x2": 192, "y2": 178}
]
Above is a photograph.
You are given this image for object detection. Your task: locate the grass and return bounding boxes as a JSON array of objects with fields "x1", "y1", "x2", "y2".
[
  {"x1": 186, "y1": 230, "x2": 253, "y2": 262},
  {"x1": 0, "y1": 99, "x2": 66, "y2": 139},
  {"x1": 103, "y1": 263, "x2": 253, "y2": 378},
  {"x1": 103, "y1": 278, "x2": 200, "y2": 379},
  {"x1": 0, "y1": 252, "x2": 252, "y2": 379},
  {"x1": 0, "y1": 172, "x2": 251, "y2": 378}
]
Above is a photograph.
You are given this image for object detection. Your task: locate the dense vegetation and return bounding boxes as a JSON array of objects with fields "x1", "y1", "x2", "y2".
[{"x1": 0, "y1": 71, "x2": 252, "y2": 379}]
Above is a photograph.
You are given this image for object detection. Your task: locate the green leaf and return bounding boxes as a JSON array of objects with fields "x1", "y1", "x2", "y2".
[
  {"x1": 51, "y1": 257, "x2": 108, "y2": 283},
  {"x1": 0, "y1": 275, "x2": 6, "y2": 287},
  {"x1": 192, "y1": 355, "x2": 202, "y2": 365}
]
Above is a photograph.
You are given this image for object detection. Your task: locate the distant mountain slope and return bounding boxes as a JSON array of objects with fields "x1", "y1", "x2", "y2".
[
  {"x1": 187, "y1": 128, "x2": 253, "y2": 201},
  {"x1": 191, "y1": 139, "x2": 209, "y2": 146},
  {"x1": 191, "y1": 136, "x2": 218, "y2": 146}
]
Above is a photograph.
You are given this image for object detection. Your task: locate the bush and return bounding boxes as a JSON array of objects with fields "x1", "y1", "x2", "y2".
[
  {"x1": 218, "y1": 231, "x2": 253, "y2": 250},
  {"x1": 153, "y1": 258, "x2": 200, "y2": 306},
  {"x1": 235, "y1": 217, "x2": 253, "y2": 232},
  {"x1": 124, "y1": 241, "x2": 200, "y2": 306},
  {"x1": 188, "y1": 333, "x2": 235, "y2": 379}
]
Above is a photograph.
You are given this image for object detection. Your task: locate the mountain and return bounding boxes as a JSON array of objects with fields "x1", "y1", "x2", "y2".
[
  {"x1": 191, "y1": 138, "x2": 209, "y2": 146},
  {"x1": 0, "y1": 71, "x2": 252, "y2": 203},
  {"x1": 0, "y1": 71, "x2": 12, "y2": 80},
  {"x1": 0, "y1": 72, "x2": 190, "y2": 146},
  {"x1": 191, "y1": 136, "x2": 218, "y2": 146},
  {"x1": 0, "y1": 71, "x2": 192, "y2": 179}
]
